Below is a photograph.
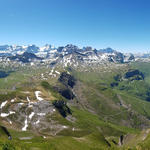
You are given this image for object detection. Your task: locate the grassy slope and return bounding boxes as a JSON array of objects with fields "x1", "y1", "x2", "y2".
[
  {"x1": 0, "y1": 62, "x2": 150, "y2": 149},
  {"x1": 0, "y1": 107, "x2": 139, "y2": 150},
  {"x1": 72, "y1": 65, "x2": 150, "y2": 127},
  {"x1": 131, "y1": 62, "x2": 150, "y2": 84}
]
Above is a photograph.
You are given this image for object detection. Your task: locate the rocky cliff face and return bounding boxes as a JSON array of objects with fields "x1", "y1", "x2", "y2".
[
  {"x1": 59, "y1": 72, "x2": 76, "y2": 88},
  {"x1": 58, "y1": 72, "x2": 76, "y2": 100},
  {"x1": 8, "y1": 52, "x2": 42, "y2": 63},
  {"x1": 124, "y1": 69, "x2": 144, "y2": 81}
]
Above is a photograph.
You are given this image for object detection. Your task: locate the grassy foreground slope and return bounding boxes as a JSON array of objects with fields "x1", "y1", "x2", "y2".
[
  {"x1": 0, "y1": 107, "x2": 139, "y2": 150},
  {"x1": 0, "y1": 62, "x2": 150, "y2": 149}
]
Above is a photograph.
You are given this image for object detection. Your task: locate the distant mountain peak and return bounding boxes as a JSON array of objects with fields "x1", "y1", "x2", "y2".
[
  {"x1": 0, "y1": 44, "x2": 136, "y2": 65},
  {"x1": 99, "y1": 47, "x2": 116, "y2": 53}
]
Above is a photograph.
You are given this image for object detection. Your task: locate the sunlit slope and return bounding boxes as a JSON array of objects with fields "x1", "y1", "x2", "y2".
[{"x1": 0, "y1": 62, "x2": 150, "y2": 149}]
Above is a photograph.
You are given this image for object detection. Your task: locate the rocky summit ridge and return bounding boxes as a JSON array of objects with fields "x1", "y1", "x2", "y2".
[{"x1": 0, "y1": 44, "x2": 136, "y2": 67}]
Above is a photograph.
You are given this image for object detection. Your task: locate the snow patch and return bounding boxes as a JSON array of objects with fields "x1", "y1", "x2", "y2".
[
  {"x1": 37, "y1": 113, "x2": 46, "y2": 116},
  {"x1": 35, "y1": 91, "x2": 44, "y2": 101},
  {"x1": 30, "y1": 62, "x2": 34, "y2": 66},
  {"x1": 9, "y1": 111, "x2": 15, "y2": 114},
  {"x1": 1, "y1": 111, "x2": 15, "y2": 118},
  {"x1": 34, "y1": 120, "x2": 40, "y2": 124},
  {"x1": 22, "y1": 117, "x2": 28, "y2": 131},
  {"x1": 0, "y1": 101, "x2": 8, "y2": 109},
  {"x1": 18, "y1": 103, "x2": 24, "y2": 105},
  {"x1": 27, "y1": 97, "x2": 30, "y2": 102},
  {"x1": 55, "y1": 70, "x2": 60, "y2": 74},
  {"x1": 1, "y1": 113, "x2": 9, "y2": 117},
  {"x1": 62, "y1": 126, "x2": 68, "y2": 129},
  {"x1": 29, "y1": 112, "x2": 35, "y2": 120},
  {"x1": 11, "y1": 99, "x2": 15, "y2": 103}
]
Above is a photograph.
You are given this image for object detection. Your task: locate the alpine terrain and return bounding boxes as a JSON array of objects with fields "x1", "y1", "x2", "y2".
[{"x1": 0, "y1": 44, "x2": 150, "y2": 149}]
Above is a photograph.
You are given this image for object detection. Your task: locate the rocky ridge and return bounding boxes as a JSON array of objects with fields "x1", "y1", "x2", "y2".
[{"x1": 0, "y1": 45, "x2": 135, "y2": 67}]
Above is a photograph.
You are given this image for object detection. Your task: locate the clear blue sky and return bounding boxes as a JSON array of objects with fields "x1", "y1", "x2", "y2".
[{"x1": 0, "y1": 0, "x2": 150, "y2": 52}]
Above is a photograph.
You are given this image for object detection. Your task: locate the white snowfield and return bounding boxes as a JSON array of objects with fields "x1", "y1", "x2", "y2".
[
  {"x1": 29, "y1": 112, "x2": 35, "y2": 120},
  {"x1": 35, "y1": 91, "x2": 44, "y2": 101},
  {"x1": 1, "y1": 113, "x2": 9, "y2": 117},
  {"x1": 22, "y1": 117, "x2": 28, "y2": 131},
  {"x1": 0, "y1": 111, "x2": 15, "y2": 117},
  {"x1": 0, "y1": 101, "x2": 8, "y2": 109}
]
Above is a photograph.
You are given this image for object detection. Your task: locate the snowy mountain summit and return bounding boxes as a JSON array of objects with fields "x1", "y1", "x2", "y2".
[{"x1": 0, "y1": 44, "x2": 135, "y2": 66}]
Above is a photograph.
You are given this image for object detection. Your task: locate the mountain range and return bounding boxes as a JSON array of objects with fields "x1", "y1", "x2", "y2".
[{"x1": 0, "y1": 44, "x2": 137, "y2": 65}]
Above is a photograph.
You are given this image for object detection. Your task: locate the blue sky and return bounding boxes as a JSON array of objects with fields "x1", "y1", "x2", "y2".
[{"x1": 0, "y1": 0, "x2": 150, "y2": 52}]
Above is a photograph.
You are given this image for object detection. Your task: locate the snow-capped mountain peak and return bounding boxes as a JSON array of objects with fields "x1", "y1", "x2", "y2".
[{"x1": 0, "y1": 44, "x2": 136, "y2": 66}]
